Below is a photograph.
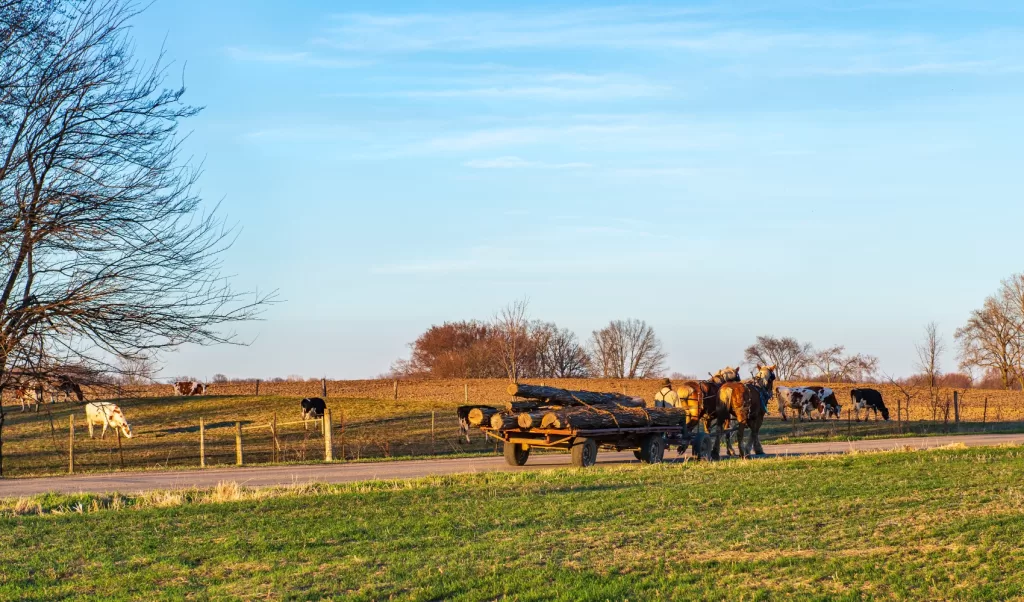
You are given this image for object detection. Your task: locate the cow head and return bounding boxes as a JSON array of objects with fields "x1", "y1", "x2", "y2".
[
  {"x1": 880, "y1": 406, "x2": 890, "y2": 421},
  {"x1": 109, "y1": 408, "x2": 133, "y2": 438}
]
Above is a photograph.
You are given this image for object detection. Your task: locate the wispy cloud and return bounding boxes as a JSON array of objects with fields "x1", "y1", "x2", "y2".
[
  {"x1": 463, "y1": 156, "x2": 591, "y2": 169},
  {"x1": 324, "y1": 72, "x2": 669, "y2": 101},
  {"x1": 781, "y1": 60, "x2": 1024, "y2": 77},
  {"x1": 225, "y1": 46, "x2": 370, "y2": 68}
]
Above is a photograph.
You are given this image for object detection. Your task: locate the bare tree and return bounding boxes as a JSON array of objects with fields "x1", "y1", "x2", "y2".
[
  {"x1": 810, "y1": 345, "x2": 844, "y2": 383},
  {"x1": 743, "y1": 335, "x2": 811, "y2": 380},
  {"x1": 0, "y1": 1, "x2": 269, "y2": 475},
  {"x1": 915, "y1": 322, "x2": 944, "y2": 388},
  {"x1": 836, "y1": 353, "x2": 879, "y2": 382},
  {"x1": 955, "y1": 299, "x2": 1018, "y2": 390},
  {"x1": 118, "y1": 354, "x2": 155, "y2": 386},
  {"x1": 589, "y1": 319, "x2": 666, "y2": 379},
  {"x1": 494, "y1": 298, "x2": 531, "y2": 382},
  {"x1": 534, "y1": 323, "x2": 590, "y2": 378},
  {"x1": 998, "y1": 274, "x2": 1024, "y2": 389}
]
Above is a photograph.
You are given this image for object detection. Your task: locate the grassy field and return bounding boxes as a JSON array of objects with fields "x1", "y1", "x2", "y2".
[
  {"x1": 0, "y1": 393, "x2": 500, "y2": 478},
  {"x1": 3, "y1": 388, "x2": 1024, "y2": 478},
  {"x1": 3, "y1": 445, "x2": 1024, "y2": 600}
]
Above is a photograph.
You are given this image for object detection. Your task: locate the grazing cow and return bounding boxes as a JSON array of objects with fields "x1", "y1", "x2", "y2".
[
  {"x1": 806, "y1": 386, "x2": 842, "y2": 420},
  {"x1": 85, "y1": 402, "x2": 133, "y2": 439},
  {"x1": 171, "y1": 381, "x2": 206, "y2": 396},
  {"x1": 850, "y1": 388, "x2": 889, "y2": 421},
  {"x1": 52, "y1": 375, "x2": 85, "y2": 403},
  {"x1": 776, "y1": 386, "x2": 821, "y2": 421},
  {"x1": 456, "y1": 404, "x2": 494, "y2": 443},
  {"x1": 716, "y1": 365, "x2": 776, "y2": 458},
  {"x1": 16, "y1": 384, "x2": 42, "y2": 412},
  {"x1": 300, "y1": 397, "x2": 327, "y2": 421}
]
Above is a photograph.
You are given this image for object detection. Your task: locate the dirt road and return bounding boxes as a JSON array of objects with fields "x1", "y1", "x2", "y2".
[{"x1": 2, "y1": 432, "x2": 1022, "y2": 498}]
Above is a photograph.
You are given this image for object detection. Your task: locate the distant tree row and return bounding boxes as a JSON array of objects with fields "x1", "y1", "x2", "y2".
[
  {"x1": 389, "y1": 301, "x2": 667, "y2": 380},
  {"x1": 742, "y1": 335, "x2": 879, "y2": 383}
]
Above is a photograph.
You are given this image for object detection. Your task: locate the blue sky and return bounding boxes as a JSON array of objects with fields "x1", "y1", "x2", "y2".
[{"x1": 130, "y1": 1, "x2": 1024, "y2": 380}]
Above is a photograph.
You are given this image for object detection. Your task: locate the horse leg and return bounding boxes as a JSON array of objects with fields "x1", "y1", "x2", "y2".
[
  {"x1": 735, "y1": 423, "x2": 747, "y2": 458},
  {"x1": 723, "y1": 416, "x2": 737, "y2": 457},
  {"x1": 710, "y1": 418, "x2": 723, "y2": 460},
  {"x1": 751, "y1": 415, "x2": 766, "y2": 455}
]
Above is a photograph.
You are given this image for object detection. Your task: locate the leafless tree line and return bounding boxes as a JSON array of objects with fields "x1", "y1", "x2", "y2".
[
  {"x1": 743, "y1": 335, "x2": 879, "y2": 382},
  {"x1": 391, "y1": 300, "x2": 667, "y2": 381}
]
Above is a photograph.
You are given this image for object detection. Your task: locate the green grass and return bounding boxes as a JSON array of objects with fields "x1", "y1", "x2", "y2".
[{"x1": 4, "y1": 445, "x2": 1024, "y2": 600}]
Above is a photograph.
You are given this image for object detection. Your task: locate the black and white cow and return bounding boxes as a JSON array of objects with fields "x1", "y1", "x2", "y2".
[
  {"x1": 456, "y1": 404, "x2": 494, "y2": 444},
  {"x1": 300, "y1": 397, "x2": 327, "y2": 421},
  {"x1": 850, "y1": 388, "x2": 889, "y2": 421},
  {"x1": 776, "y1": 386, "x2": 820, "y2": 421},
  {"x1": 807, "y1": 386, "x2": 842, "y2": 420}
]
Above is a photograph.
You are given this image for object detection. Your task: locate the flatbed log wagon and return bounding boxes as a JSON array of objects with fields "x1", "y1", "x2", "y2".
[{"x1": 482, "y1": 423, "x2": 713, "y2": 468}]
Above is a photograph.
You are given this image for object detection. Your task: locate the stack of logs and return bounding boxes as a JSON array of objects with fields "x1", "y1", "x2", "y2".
[{"x1": 466, "y1": 384, "x2": 688, "y2": 432}]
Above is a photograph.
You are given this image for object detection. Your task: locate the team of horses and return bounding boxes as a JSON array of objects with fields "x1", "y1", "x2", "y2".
[{"x1": 677, "y1": 364, "x2": 776, "y2": 459}]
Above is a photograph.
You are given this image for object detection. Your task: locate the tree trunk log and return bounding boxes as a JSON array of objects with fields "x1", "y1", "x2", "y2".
[
  {"x1": 540, "y1": 407, "x2": 687, "y2": 430},
  {"x1": 468, "y1": 407, "x2": 499, "y2": 427},
  {"x1": 490, "y1": 413, "x2": 519, "y2": 430},
  {"x1": 507, "y1": 384, "x2": 645, "y2": 407},
  {"x1": 517, "y1": 411, "x2": 548, "y2": 429}
]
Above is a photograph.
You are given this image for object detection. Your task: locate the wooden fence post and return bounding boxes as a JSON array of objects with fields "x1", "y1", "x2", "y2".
[
  {"x1": 339, "y1": 407, "x2": 346, "y2": 461},
  {"x1": 235, "y1": 422, "x2": 243, "y2": 466},
  {"x1": 271, "y1": 413, "x2": 279, "y2": 463},
  {"x1": 68, "y1": 414, "x2": 75, "y2": 474},
  {"x1": 255, "y1": 379, "x2": 260, "y2": 396},
  {"x1": 199, "y1": 417, "x2": 206, "y2": 468},
  {"x1": 117, "y1": 429, "x2": 124, "y2": 469},
  {"x1": 464, "y1": 383, "x2": 468, "y2": 403},
  {"x1": 393, "y1": 380, "x2": 398, "y2": 400},
  {"x1": 983, "y1": 396, "x2": 988, "y2": 425},
  {"x1": 953, "y1": 391, "x2": 960, "y2": 424},
  {"x1": 322, "y1": 377, "x2": 327, "y2": 398},
  {"x1": 431, "y1": 409, "x2": 436, "y2": 455},
  {"x1": 324, "y1": 409, "x2": 334, "y2": 461}
]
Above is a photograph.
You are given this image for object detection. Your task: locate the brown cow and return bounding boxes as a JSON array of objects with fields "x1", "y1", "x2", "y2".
[
  {"x1": 16, "y1": 384, "x2": 43, "y2": 412},
  {"x1": 716, "y1": 364, "x2": 776, "y2": 458},
  {"x1": 171, "y1": 381, "x2": 206, "y2": 396}
]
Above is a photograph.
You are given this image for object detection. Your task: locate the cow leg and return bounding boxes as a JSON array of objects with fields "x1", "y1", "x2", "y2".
[
  {"x1": 88, "y1": 421, "x2": 94, "y2": 438},
  {"x1": 100, "y1": 422, "x2": 108, "y2": 439}
]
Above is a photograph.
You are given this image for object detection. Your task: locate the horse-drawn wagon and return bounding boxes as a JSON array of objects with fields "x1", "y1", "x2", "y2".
[{"x1": 464, "y1": 383, "x2": 714, "y2": 468}]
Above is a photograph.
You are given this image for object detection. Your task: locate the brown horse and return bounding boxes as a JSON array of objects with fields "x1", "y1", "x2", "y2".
[
  {"x1": 677, "y1": 366, "x2": 742, "y2": 457},
  {"x1": 717, "y1": 364, "x2": 776, "y2": 458}
]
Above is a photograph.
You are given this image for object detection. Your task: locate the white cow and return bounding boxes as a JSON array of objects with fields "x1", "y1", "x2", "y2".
[
  {"x1": 85, "y1": 402, "x2": 134, "y2": 439},
  {"x1": 775, "y1": 386, "x2": 821, "y2": 421}
]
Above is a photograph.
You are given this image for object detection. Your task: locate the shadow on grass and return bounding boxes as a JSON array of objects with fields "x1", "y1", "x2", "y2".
[{"x1": 157, "y1": 420, "x2": 255, "y2": 436}]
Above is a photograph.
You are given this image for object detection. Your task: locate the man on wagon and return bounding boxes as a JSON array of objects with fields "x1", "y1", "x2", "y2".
[{"x1": 654, "y1": 378, "x2": 680, "y2": 408}]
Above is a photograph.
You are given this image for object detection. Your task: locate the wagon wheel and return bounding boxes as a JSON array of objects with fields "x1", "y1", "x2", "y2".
[
  {"x1": 571, "y1": 438, "x2": 598, "y2": 468},
  {"x1": 639, "y1": 434, "x2": 665, "y2": 464},
  {"x1": 503, "y1": 442, "x2": 530, "y2": 466}
]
